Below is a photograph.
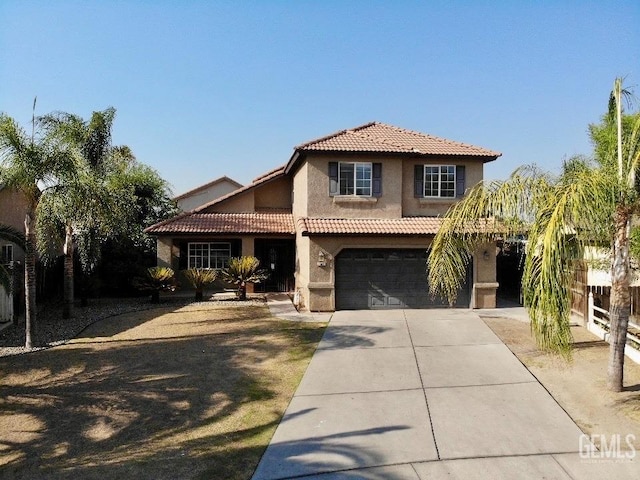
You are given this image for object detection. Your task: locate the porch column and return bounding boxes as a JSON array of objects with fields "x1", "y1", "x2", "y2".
[{"x1": 241, "y1": 237, "x2": 255, "y2": 293}]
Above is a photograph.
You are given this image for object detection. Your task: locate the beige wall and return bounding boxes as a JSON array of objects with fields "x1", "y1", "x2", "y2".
[
  {"x1": 205, "y1": 191, "x2": 254, "y2": 213},
  {"x1": 402, "y1": 158, "x2": 484, "y2": 217},
  {"x1": 0, "y1": 188, "x2": 29, "y2": 263},
  {"x1": 303, "y1": 154, "x2": 403, "y2": 218},
  {"x1": 292, "y1": 161, "x2": 308, "y2": 218},
  {"x1": 254, "y1": 176, "x2": 292, "y2": 210},
  {"x1": 176, "y1": 180, "x2": 241, "y2": 212},
  {"x1": 291, "y1": 154, "x2": 485, "y2": 219}
]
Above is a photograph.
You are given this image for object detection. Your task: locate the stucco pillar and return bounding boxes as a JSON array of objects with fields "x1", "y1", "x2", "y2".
[
  {"x1": 241, "y1": 237, "x2": 255, "y2": 294},
  {"x1": 473, "y1": 242, "x2": 499, "y2": 309},
  {"x1": 157, "y1": 237, "x2": 172, "y2": 268}
]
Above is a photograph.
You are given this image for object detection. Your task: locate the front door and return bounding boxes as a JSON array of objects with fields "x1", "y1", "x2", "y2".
[{"x1": 254, "y1": 239, "x2": 295, "y2": 292}]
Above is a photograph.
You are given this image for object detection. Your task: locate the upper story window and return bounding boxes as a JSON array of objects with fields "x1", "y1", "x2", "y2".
[
  {"x1": 340, "y1": 162, "x2": 372, "y2": 196},
  {"x1": 188, "y1": 242, "x2": 230, "y2": 269},
  {"x1": 329, "y1": 162, "x2": 382, "y2": 197},
  {"x1": 414, "y1": 164, "x2": 465, "y2": 199},
  {"x1": 424, "y1": 165, "x2": 456, "y2": 198}
]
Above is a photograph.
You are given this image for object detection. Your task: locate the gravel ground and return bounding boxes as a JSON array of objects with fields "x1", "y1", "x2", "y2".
[{"x1": 0, "y1": 293, "x2": 266, "y2": 357}]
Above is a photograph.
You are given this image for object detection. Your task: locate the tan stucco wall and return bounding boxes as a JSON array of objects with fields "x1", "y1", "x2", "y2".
[
  {"x1": 254, "y1": 176, "x2": 292, "y2": 210},
  {"x1": 205, "y1": 191, "x2": 254, "y2": 213},
  {"x1": 176, "y1": 180, "x2": 241, "y2": 212},
  {"x1": 472, "y1": 243, "x2": 499, "y2": 308},
  {"x1": 0, "y1": 188, "x2": 29, "y2": 263},
  {"x1": 157, "y1": 237, "x2": 173, "y2": 268},
  {"x1": 303, "y1": 154, "x2": 403, "y2": 218},
  {"x1": 402, "y1": 158, "x2": 484, "y2": 217},
  {"x1": 292, "y1": 162, "x2": 308, "y2": 218}
]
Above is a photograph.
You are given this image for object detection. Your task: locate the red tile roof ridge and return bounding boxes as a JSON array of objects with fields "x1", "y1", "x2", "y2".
[{"x1": 294, "y1": 121, "x2": 378, "y2": 150}]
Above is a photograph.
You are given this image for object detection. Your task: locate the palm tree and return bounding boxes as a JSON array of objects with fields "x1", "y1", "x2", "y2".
[
  {"x1": 0, "y1": 103, "x2": 74, "y2": 347},
  {"x1": 428, "y1": 78, "x2": 640, "y2": 392},
  {"x1": 0, "y1": 224, "x2": 25, "y2": 294},
  {"x1": 37, "y1": 108, "x2": 132, "y2": 318},
  {"x1": 221, "y1": 256, "x2": 269, "y2": 300}
]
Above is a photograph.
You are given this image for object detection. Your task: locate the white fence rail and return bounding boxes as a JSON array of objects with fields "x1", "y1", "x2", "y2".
[
  {"x1": 0, "y1": 288, "x2": 13, "y2": 323},
  {"x1": 587, "y1": 292, "x2": 640, "y2": 365}
]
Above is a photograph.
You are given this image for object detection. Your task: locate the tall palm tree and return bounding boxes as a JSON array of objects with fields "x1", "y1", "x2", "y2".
[
  {"x1": 37, "y1": 108, "x2": 132, "y2": 318},
  {"x1": 0, "y1": 103, "x2": 73, "y2": 347},
  {"x1": 428, "y1": 78, "x2": 640, "y2": 392}
]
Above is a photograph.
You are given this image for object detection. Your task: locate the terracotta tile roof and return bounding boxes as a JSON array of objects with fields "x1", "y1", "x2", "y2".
[
  {"x1": 295, "y1": 122, "x2": 501, "y2": 157},
  {"x1": 145, "y1": 213, "x2": 295, "y2": 235},
  {"x1": 297, "y1": 217, "x2": 444, "y2": 236},
  {"x1": 189, "y1": 165, "x2": 287, "y2": 213}
]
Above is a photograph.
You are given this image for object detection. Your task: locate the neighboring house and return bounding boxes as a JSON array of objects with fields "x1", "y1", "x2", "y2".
[
  {"x1": 146, "y1": 122, "x2": 501, "y2": 311},
  {"x1": 0, "y1": 184, "x2": 28, "y2": 265},
  {"x1": 174, "y1": 176, "x2": 242, "y2": 212}
]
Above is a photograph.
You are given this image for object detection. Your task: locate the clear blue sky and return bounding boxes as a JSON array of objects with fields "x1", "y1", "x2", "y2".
[{"x1": 1, "y1": 1, "x2": 638, "y2": 196}]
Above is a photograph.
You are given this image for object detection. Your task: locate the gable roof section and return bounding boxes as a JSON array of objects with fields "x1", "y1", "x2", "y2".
[
  {"x1": 286, "y1": 122, "x2": 501, "y2": 173},
  {"x1": 145, "y1": 213, "x2": 295, "y2": 235},
  {"x1": 174, "y1": 176, "x2": 242, "y2": 201},
  {"x1": 297, "y1": 217, "x2": 443, "y2": 236},
  {"x1": 190, "y1": 164, "x2": 286, "y2": 213}
]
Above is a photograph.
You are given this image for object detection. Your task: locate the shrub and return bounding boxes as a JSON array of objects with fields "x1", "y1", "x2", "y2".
[
  {"x1": 183, "y1": 268, "x2": 217, "y2": 301},
  {"x1": 132, "y1": 266, "x2": 177, "y2": 303},
  {"x1": 221, "y1": 256, "x2": 269, "y2": 300}
]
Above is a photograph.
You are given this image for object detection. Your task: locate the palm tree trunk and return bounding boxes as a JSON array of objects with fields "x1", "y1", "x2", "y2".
[
  {"x1": 24, "y1": 212, "x2": 36, "y2": 349},
  {"x1": 607, "y1": 207, "x2": 631, "y2": 391},
  {"x1": 63, "y1": 223, "x2": 74, "y2": 319}
]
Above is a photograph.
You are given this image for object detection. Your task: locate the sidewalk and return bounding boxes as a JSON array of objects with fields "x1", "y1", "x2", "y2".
[{"x1": 252, "y1": 309, "x2": 638, "y2": 479}]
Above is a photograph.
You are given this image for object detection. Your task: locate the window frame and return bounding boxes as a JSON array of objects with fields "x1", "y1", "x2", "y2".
[
  {"x1": 423, "y1": 165, "x2": 456, "y2": 199},
  {"x1": 338, "y1": 161, "x2": 372, "y2": 197},
  {"x1": 187, "y1": 242, "x2": 231, "y2": 270}
]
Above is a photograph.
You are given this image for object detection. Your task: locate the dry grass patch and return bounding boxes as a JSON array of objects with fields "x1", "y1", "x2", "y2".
[{"x1": 0, "y1": 303, "x2": 326, "y2": 480}]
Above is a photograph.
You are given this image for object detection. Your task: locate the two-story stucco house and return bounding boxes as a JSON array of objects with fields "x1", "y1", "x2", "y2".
[{"x1": 146, "y1": 122, "x2": 501, "y2": 310}]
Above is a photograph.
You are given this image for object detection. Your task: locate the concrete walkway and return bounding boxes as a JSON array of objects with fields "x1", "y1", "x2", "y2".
[{"x1": 252, "y1": 309, "x2": 638, "y2": 479}]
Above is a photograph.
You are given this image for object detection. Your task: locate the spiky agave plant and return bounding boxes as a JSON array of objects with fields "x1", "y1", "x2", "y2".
[
  {"x1": 133, "y1": 266, "x2": 177, "y2": 303},
  {"x1": 183, "y1": 268, "x2": 217, "y2": 301},
  {"x1": 221, "y1": 256, "x2": 269, "y2": 301}
]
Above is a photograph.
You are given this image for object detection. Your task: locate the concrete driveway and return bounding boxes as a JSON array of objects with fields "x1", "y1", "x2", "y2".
[{"x1": 252, "y1": 310, "x2": 638, "y2": 479}]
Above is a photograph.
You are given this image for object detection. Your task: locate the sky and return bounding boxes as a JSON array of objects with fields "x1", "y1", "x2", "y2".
[{"x1": 1, "y1": 1, "x2": 639, "y2": 196}]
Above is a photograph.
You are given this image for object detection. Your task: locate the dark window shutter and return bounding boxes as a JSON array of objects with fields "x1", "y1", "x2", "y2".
[
  {"x1": 372, "y1": 163, "x2": 382, "y2": 197},
  {"x1": 414, "y1": 165, "x2": 424, "y2": 197},
  {"x1": 231, "y1": 239, "x2": 241, "y2": 257},
  {"x1": 328, "y1": 162, "x2": 338, "y2": 196},
  {"x1": 456, "y1": 165, "x2": 466, "y2": 198},
  {"x1": 179, "y1": 242, "x2": 188, "y2": 270}
]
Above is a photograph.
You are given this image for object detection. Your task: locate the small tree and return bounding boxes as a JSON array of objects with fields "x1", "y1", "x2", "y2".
[
  {"x1": 183, "y1": 268, "x2": 217, "y2": 301},
  {"x1": 133, "y1": 267, "x2": 177, "y2": 303},
  {"x1": 221, "y1": 256, "x2": 268, "y2": 300}
]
